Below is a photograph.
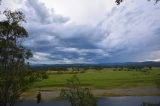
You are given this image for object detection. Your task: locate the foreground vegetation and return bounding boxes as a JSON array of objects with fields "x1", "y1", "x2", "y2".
[
  {"x1": 0, "y1": 10, "x2": 37, "y2": 106},
  {"x1": 60, "y1": 75, "x2": 97, "y2": 106}
]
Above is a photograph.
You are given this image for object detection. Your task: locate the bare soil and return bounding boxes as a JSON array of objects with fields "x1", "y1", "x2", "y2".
[{"x1": 24, "y1": 88, "x2": 160, "y2": 100}]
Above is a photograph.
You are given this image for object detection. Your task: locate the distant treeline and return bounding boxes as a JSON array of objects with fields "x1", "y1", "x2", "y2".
[{"x1": 30, "y1": 61, "x2": 160, "y2": 71}]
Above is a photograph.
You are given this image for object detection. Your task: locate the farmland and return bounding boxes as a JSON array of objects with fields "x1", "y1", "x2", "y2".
[
  {"x1": 32, "y1": 67, "x2": 160, "y2": 89},
  {"x1": 20, "y1": 67, "x2": 160, "y2": 99}
]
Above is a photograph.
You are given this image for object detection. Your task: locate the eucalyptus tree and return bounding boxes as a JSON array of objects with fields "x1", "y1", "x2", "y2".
[{"x1": 0, "y1": 10, "x2": 36, "y2": 106}]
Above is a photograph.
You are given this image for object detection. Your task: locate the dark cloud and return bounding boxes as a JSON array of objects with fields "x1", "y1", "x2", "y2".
[
  {"x1": 95, "y1": 0, "x2": 160, "y2": 62},
  {"x1": 25, "y1": 0, "x2": 69, "y2": 24},
  {"x1": 16, "y1": 0, "x2": 160, "y2": 64}
]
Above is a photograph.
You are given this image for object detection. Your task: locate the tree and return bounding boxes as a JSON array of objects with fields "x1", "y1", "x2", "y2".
[
  {"x1": 116, "y1": 0, "x2": 123, "y2": 5},
  {"x1": 0, "y1": 10, "x2": 35, "y2": 106},
  {"x1": 60, "y1": 75, "x2": 97, "y2": 106},
  {"x1": 115, "y1": 0, "x2": 160, "y2": 5}
]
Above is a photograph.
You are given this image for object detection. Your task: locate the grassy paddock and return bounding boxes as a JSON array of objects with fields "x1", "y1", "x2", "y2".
[{"x1": 32, "y1": 67, "x2": 160, "y2": 89}]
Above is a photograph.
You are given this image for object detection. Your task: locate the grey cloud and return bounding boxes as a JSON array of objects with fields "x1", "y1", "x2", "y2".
[
  {"x1": 25, "y1": 0, "x2": 69, "y2": 24},
  {"x1": 21, "y1": 0, "x2": 160, "y2": 64},
  {"x1": 23, "y1": 11, "x2": 100, "y2": 62},
  {"x1": 94, "y1": 0, "x2": 160, "y2": 62}
]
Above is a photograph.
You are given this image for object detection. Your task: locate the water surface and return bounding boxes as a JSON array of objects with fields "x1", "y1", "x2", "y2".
[{"x1": 16, "y1": 96, "x2": 160, "y2": 106}]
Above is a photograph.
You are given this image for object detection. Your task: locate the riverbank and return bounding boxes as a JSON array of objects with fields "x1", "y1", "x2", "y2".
[{"x1": 21, "y1": 87, "x2": 160, "y2": 100}]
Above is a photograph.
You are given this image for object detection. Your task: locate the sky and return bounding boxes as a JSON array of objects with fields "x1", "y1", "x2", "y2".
[{"x1": 0, "y1": 0, "x2": 160, "y2": 64}]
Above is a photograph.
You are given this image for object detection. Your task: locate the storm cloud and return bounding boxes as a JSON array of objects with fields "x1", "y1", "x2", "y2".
[{"x1": 1, "y1": 0, "x2": 160, "y2": 64}]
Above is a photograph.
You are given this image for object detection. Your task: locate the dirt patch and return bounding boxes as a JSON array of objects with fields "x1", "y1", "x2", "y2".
[
  {"x1": 93, "y1": 88, "x2": 160, "y2": 96},
  {"x1": 22, "y1": 88, "x2": 160, "y2": 100}
]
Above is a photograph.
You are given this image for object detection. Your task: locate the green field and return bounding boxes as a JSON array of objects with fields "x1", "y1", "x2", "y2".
[{"x1": 32, "y1": 68, "x2": 160, "y2": 89}]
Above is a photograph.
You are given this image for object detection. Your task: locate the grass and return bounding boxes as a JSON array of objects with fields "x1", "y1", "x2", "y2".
[
  {"x1": 32, "y1": 67, "x2": 160, "y2": 89},
  {"x1": 21, "y1": 68, "x2": 160, "y2": 99}
]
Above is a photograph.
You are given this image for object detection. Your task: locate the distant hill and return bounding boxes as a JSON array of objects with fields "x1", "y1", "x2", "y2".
[{"x1": 31, "y1": 61, "x2": 160, "y2": 68}]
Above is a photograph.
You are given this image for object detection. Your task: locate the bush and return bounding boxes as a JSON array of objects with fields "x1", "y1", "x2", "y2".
[{"x1": 60, "y1": 75, "x2": 97, "y2": 106}]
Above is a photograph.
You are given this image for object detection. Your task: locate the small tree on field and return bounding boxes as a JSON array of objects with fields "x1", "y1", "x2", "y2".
[
  {"x1": 0, "y1": 10, "x2": 37, "y2": 106},
  {"x1": 60, "y1": 75, "x2": 97, "y2": 106}
]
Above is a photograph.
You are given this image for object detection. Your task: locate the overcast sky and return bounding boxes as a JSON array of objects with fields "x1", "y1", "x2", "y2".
[{"x1": 1, "y1": 0, "x2": 160, "y2": 64}]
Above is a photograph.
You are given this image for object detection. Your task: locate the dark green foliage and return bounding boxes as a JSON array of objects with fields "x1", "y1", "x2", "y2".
[
  {"x1": 149, "y1": 66, "x2": 152, "y2": 70},
  {"x1": 116, "y1": 0, "x2": 160, "y2": 5},
  {"x1": 116, "y1": 0, "x2": 123, "y2": 5},
  {"x1": 31, "y1": 71, "x2": 49, "y2": 80},
  {"x1": 31, "y1": 66, "x2": 68, "y2": 72},
  {"x1": 60, "y1": 75, "x2": 97, "y2": 106},
  {"x1": 0, "y1": 10, "x2": 37, "y2": 106}
]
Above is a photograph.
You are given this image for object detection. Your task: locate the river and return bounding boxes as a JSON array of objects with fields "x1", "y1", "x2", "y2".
[{"x1": 16, "y1": 96, "x2": 160, "y2": 106}]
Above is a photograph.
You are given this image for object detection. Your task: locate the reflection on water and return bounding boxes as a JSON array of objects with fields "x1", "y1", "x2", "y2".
[
  {"x1": 141, "y1": 102, "x2": 160, "y2": 106},
  {"x1": 16, "y1": 100, "x2": 70, "y2": 106},
  {"x1": 16, "y1": 96, "x2": 160, "y2": 106},
  {"x1": 97, "y1": 96, "x2": 160, "y2": 106}
]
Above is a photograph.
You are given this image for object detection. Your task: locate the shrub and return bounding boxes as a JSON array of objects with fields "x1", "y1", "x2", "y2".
[{"x1": 60, "y1": 75, "x2": 97, "y2": 106}]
